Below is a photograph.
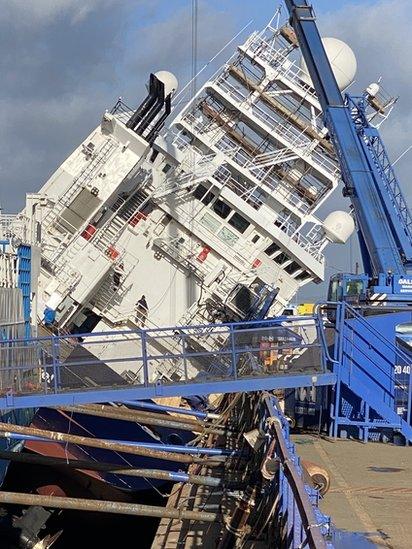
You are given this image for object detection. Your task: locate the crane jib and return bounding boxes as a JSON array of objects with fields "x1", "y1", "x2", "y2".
[{"x1": 284, "y1": 0, "x2": 412, "y2": 278}]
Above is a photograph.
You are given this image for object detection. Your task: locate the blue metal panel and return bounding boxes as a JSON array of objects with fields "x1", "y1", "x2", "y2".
[
  {"x1": 284, "y1": 1, "x2": 343, "y2": 110},
  {"x1": 0, "y1": 372, "x2": 336, "y2": 411},
  {"x1": 326, "y1": 106, "x2": 404, "y2": 275},
  {"x1": 17, "y1": 245, "x2": 32, "y2": 338}
]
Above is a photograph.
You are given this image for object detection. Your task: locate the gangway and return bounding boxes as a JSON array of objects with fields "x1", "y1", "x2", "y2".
[
  {"x1": 0, "y1": 316, "x2": 334, "y2": 410},
  {"x1": 0, "y1": 303, "x2": 411, "y2": 441}
]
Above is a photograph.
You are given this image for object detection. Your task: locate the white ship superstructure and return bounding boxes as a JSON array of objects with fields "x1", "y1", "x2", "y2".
[{"x1": 25, "y1": 20, "x2": 357, "y2": 379}]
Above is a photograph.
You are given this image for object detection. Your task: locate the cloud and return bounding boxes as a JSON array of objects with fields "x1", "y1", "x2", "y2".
[
  {"x1": 0, "y1": 0, "x2": 236, "y2": 212},
  {"x1": 0, "y1": 0, "x2": 121, "y2": 26},
  {"x1": 123, "y1": 1, "x2": 236, "y2": 103}
]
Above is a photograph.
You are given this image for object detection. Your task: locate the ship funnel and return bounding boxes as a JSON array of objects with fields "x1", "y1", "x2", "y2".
[{"x1": 126, "y1": 71, "x2": 178, "y2": 143}]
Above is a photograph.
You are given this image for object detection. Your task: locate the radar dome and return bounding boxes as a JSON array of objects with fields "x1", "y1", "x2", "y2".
[
  {"x1": 300, "y1": 37, "x2": 357, "y2": 91},
  {"x1": 323, "y1": 211, "x2": 355, "y2": 244},
  {"x1": 154, "y1": 71, "x2": 179, "y2": 96}
]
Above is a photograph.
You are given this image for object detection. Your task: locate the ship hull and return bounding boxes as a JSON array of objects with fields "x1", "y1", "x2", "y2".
[{"x1": 26, "y1": 406, "x2": 194, "y2": 493}]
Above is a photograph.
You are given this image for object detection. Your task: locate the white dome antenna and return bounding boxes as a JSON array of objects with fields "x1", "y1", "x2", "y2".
[
  {"x1": 323, "y1": 210, "x2": 355, "y2": 244},
  {"x1": 154, "y1": 71, "x2": 179, "y2": 97},
  {"x1": 300, "y1": 37, "x2": 357, "y2": 91}
]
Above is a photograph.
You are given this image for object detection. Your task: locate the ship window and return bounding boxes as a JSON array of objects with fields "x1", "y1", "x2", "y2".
[
  {"x1": 200, "y1": 212, "x2": 221, "y2": 233},
  {"x1": 217, "y1": 226, "x2": 239, "y2": 246},
  {"x1": 213, "y1": 199, "x2": 231, "y2": 219},
  {"x1": 228, "y1": 212, "x2": 250, "y2": 234},
  {"x1": 284, "y1": 261, "x2": 301, "y2": 275},
  {"x1": 273, "y1": 252, "x2": 289, "y2": 265},
  {"x1": 251, "y1": 234, "x2": 260, "y2": 244},
  {"x1": 193, "y1": 184, "x2": 215, "y2": 205},
  {"x1": 295, "y1": 271, "x2": 312, "y2": 282},
  {"x1": 264, "y1": 243, "x2": 280, "y2": 257}
]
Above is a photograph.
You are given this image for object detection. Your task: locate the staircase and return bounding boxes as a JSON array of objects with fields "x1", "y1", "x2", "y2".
[
  {"x1": 93, "y1": 189, "x2": 149, "y2": 252},
  {"x1": 152, "y1": 153, "x2": 216, "y2": 201},
  {"x1": 328, "y1": 303, "x2": 412, "y2": 442}
]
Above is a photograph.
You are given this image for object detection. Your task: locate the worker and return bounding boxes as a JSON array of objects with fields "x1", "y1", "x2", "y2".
[
  {"x1": 113, "y1": 262, "x2": 124, "y2": 289},
  {"x1": 135, "y1": 295, "x2": 148, "y2": 327}
]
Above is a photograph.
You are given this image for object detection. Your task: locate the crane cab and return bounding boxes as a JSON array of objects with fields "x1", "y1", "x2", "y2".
[{"x1": 328, "y1": 273, "x2": 369, "y2": 304}]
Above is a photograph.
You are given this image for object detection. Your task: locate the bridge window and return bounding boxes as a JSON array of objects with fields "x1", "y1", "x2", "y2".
[
  {"x1": 295, "y1": 271, "x2": 312, "y2": 282},
  {"x1": 228, "y1": 212, "x2": 250, "y2": 234},
  {"x1": 193, "y1": 184, "x2": 215, "y2": 205},
  {"x1": 284, "y1": 261, "x2": 301, "y2": 275},
  {"x1": 213, "y1": 199, "x2": 231, "y2": 219},
  {"x1": 273, "y1": 252, "x2": 289, "y2": 265},
  {"x1": 264, "y1": 243, "x2": 280, "y2": 256}
]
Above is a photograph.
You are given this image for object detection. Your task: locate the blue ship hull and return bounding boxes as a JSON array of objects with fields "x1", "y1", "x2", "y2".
[{"x1": 27, "y1": 406, "x2": 194, "y2": 493}]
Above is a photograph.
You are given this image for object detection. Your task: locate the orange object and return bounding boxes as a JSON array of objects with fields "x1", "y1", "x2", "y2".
[
  {"x1": 81, "y1": 224, "x2": 96, "y2": 240},
  {"x1": 196, "y1": 246, "x2": 211, "y2": 263},
  {"x1": 106, "y1": 245, "x2": 120, "y2": 260},
  {"x1": 129, "y1": 212, "x2": 147, "y2": 227}
]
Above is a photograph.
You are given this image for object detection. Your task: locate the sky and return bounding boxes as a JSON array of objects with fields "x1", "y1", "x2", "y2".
[{"x1": 0, "y1": 0, "x2": 411, "y2": 302}]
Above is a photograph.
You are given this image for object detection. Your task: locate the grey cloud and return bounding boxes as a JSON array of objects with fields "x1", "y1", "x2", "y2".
[
  {"x1": 0, "y1": 0, "x2": 236, "y2": 213},
  {"x1": 123, "y1": 1, "x2": 237, "y2": 104},
  {"x1": 0, "y1": 0, "x2": 121, "y2": 26}
]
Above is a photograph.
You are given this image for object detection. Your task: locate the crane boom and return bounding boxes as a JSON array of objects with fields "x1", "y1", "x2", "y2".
[{"x1": 285, "y1": 1, "x2": 412, "y2": 298}]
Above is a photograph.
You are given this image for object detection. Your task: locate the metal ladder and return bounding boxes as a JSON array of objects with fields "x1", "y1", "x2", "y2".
[{"x1": 93, "y1": 190, "x2": 149, "y2": 252}]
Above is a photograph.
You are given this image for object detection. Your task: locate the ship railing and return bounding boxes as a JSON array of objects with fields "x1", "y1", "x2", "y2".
[
  {"x1": 213, "y1": 74, "x2": 339, "y2": 179},
  {"x1": 0, "y1": 315, "x2": 326, "y2": 397},
  {"x1": 276, "y1": 217, "x2": 324, "y2": 261},
  {"x1": 183, "y1": 111, "x2": 333, "y2": 214},
  {"x1": 154, "y1": 152, "x2": 217, "y2": 200},
  {"x1": 152, "y1": 237, "x2": 214, "y2": 281},
  {"x1": 91, "y1": 250, "x2": 140, "y2": 316},
  {"x1": 213, "y1": 75, "x2": 249, "y2": 104},
  {"x1": 213, "y1": 165, "x2": 264, "y2": 210},
  {"x1": 213, "y1": 139, "x2": 312, "y2": 214},
  {"x1": 241, "y1": 33, "x2": 319, "y2": 102},
  {"x1": 110, "y1": 98, "x2": 135, "y2": 125}
]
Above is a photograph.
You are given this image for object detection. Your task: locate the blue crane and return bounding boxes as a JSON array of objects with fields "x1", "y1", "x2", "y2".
[{"x1": 285, "y1": 0, "x2": 412, "y2": 306}]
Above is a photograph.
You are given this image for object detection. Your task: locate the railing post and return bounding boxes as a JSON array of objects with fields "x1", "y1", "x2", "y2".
[
  {"x1": 50, "y1": 336, "x2": 59, "y2": 394},
  {"x1": 332, "y1": 302, "x2": 346, "y2": 439},
  {"x1": 141, "y1": 330, "x2": 149, "y2": 388},
  {"x1": 181, "y1": 334, "x2": 188, "y2": 382},
  {"x1": 230, "y1": 325, "x2": 237, "y2": 380}
]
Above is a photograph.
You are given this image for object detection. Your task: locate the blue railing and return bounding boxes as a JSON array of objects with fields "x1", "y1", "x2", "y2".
[
  {"x1": 0, "y1": 316, "x2": 336, "y2": 409},
  {"x1": 262, "y1": 395, "x2": 333, "y2": 548}
]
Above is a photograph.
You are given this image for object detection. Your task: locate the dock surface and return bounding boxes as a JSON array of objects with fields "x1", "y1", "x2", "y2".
[{"x1": 292, "y1": 435, "x2": 412, "y2": 549}]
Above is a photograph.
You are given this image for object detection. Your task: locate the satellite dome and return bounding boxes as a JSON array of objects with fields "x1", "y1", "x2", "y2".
[
  {"x1": 154, "y1": 71, "x2": 179, "y2": 96},
  {"x1": 323, "y1": 211, "x2": 355, "y2": 243},
  {"x1": 300, "y1": 37, "x2": 357, "y2": 91}
]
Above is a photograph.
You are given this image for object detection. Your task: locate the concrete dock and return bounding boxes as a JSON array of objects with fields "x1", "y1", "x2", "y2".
[{"x1": 292, "y1": 435, "x2": 412, "y2": 549}]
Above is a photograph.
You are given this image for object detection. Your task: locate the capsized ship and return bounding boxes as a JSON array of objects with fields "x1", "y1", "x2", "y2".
[{"x1": 12, "y1": 14, "x2": 387, "y2": 493}]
